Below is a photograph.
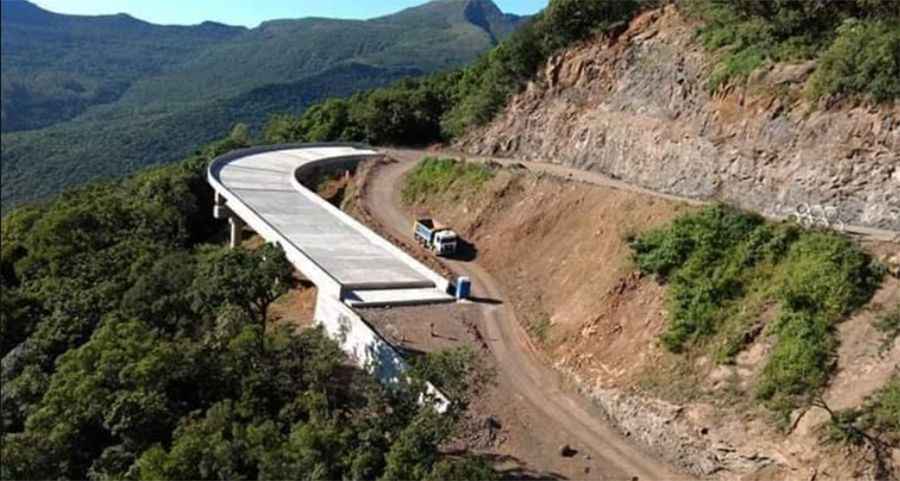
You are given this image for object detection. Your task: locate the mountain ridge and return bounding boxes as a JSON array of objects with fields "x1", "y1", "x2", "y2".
[{"x1": 0, "y1": 0, "x2": 527, "y2": 209}]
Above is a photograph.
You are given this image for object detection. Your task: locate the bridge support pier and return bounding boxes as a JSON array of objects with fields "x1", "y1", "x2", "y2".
[
  {"x1": 229, "y1": 216, "x2": 245, "y2": 248},
  {"x1": 212, "y1": 193, "x2": 245, "y2": 249}
]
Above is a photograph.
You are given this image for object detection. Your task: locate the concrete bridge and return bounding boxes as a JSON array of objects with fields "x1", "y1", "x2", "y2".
[
  {"x1": 208, "y1": 144, "x2": 451, "y2": 408},
  {"x1": 208, "y1": 144, "x2": 453, "y2": 307}
]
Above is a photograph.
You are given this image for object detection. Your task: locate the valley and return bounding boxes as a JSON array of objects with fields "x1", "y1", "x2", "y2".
[
  {"x1": 2, "y1": 0, "x2": 898, "y2": 479},
  {"x1": 0, "y1": 0, "x2": 525, "y2": 209}
]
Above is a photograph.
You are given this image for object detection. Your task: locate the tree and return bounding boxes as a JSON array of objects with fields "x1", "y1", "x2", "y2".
[
  {"x1": 123, "y1": 252, "x2": 197, "y2": 334},
  {"x1": 229, "y1": 123, "x2": 252, "y2": 146},
  {"x1": 407, "y1": 347, "x2": 496, "y2": 415},
  {"x1": 136, "y1": 401, "x2": 250, "y2": 481},
  {"x1": 298, "y1": 98, "x2": 360, "y2": 142},
  {"x1": 542, "y1": 0, "x2": 640, "y2": 51},
  {"x1": 262, "y1": 113, "x2": 304, "y2": 144},
  {"x1": 0, "y1": 283, "x2": 40, "y2": 355},
  {"x1": 191, "y1": 244, "x2": 293, "y2": 327},
  {"x1": 428, "y1": 457, "x2": 499, "y2": 481}
]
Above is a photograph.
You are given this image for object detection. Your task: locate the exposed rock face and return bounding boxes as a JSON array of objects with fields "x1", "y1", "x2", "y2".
[
  {"x1": 458, "y1": 6, "x2": 900, "y2": 231},
  {"x1": 573, "y1": 381, "x2": 778, "y2": 478}
]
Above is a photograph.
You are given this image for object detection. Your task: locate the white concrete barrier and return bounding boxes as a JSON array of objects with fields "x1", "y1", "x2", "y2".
[{"x1": 314, "y1": 291, "x2": 449, "y2": 412}]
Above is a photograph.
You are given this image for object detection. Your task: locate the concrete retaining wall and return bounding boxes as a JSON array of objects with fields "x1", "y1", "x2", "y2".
[{"x1": 314, "y1": 291, "x2": 449, "y2": 412}]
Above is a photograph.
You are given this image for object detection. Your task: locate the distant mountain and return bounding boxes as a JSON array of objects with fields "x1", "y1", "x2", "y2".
[
  {"x1": 0, "y1": 0, "x2": 527, "y2": 209},
  {"x1": 0, "y1": 0, "x2": 246, "y2": 132}
]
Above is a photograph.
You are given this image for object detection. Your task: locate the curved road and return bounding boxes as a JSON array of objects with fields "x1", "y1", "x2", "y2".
[
  {"x1": 385, "y1": 148, "x2": 900, "y2": 244},
  {"x1": 366, "y1": 152, "x2": 687, "y2": 481}
]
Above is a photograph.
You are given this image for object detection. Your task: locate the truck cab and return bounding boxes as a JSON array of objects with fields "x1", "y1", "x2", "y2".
[{"x1": 432, "y1": 229, "x2": 458, "y2": 256}]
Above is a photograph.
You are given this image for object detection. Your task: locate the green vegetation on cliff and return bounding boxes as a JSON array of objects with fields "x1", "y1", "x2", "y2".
[
  {"x1": 821, "y1": 373, "x2": 899, "y2": 475},
  {"x1": 260, "y1": 0, "x2": 642, "y2": 146},
  {"x1": 632, "y1": 205, "x2": 883, "y2": 423},
  {"x1": 401, "y1": 157, "x2": 496, "y2": 203},
  {"x1": 0, "y1": 134, "x2": 495, "y2": 481},
  {"x1": 824, "y1": 374, "x2": 900, "y2": 448},
  {"x1": 683, "y1": 0, "x2": 900, "y2": 101}
]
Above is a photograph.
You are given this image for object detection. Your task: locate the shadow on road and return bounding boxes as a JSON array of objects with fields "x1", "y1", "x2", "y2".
[
  {"x1": 447, "y1": 238, "x2": 478, "y2": 262},
  {"x1": 483, "y1": 453, "x2": 569, "y2": 480},
  {"x1": 439, "y1": 452, "x2": 567, "y2": 480},
  {"x1": 469, "y1": 296, "x2": 503, "y2": 305}
]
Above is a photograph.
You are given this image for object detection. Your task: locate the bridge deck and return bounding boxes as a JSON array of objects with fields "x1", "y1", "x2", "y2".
[{"x1": 209, "y1": 146, "x2": 452, "y2": 304}]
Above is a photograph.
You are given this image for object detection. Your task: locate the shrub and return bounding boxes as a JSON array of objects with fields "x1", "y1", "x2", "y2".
[
  {"x1": 756, "y1": 309, "x2": 835, "y2": 404},
  {"x1": 631, "y1": 205, "x2": 764, "y2": 279},
  {"x1": 683, "y1": 0, "x2": 900, "y2": 101},
  {"x1": 401, "y1": 158, "x2": 494, "y2": 203},
  {"x1": 867, "y1": 376, "x2": 900, "y2": 444},
  {"x1": 808, "y1": 19, "x2": 900, "y2": 101},
  {"x1": 874, "y1": 303, "x2": 900, "y2": 351},
  {"x1": 824, "y1": 375, "x2": 900, "y2": 447},
  {"x1": 778, "y1": 233, "x2": 881, "y2": 318},
  {"x1": 632, "y1": 205, "x2": 882, "y2": 420},
  {"x1": 631, "y1": 205, "x2": 766, "y2": 351}
]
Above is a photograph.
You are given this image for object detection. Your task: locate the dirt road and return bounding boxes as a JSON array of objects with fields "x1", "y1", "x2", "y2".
[
  {"x1": 364, "y1": 151, "x2": 689, "y2": 481},
  {"x1": 383, "y1": 148, "x2": 899, "y2": 244}
]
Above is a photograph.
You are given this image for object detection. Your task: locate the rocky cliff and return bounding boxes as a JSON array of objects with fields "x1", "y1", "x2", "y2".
[{"x1": 458, "y1": 5, "x2": 900, "y2": 232}]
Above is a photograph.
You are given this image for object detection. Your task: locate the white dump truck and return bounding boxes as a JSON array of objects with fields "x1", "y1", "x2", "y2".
[{"x1": 414, "y1": 218, "x2": 458, "y2": 256}]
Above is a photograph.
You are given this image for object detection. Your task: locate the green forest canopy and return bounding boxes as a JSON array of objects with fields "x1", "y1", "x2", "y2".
[
  {"x1": 0, "y1": 0, "x2": 525, "y2": 209},
  {"x1": 0, "y1": 133, "x2": 495, "y2": 480},
  {"x1": 260, "y1": 0, "x2": 898, "y2": 151}
]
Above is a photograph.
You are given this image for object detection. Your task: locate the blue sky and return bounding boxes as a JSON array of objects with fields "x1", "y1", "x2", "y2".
[{"x1": 32, "y1": 0, "x2": 548, "y2": 28}]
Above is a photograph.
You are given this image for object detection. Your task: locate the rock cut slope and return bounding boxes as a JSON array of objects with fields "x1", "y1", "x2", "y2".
[{"x1": 459, "y1": 5, "x2": 900, "y2": 232}]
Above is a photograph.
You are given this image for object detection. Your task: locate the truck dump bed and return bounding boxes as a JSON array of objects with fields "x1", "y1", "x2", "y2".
[{"x1": 416, "y1": 218, "x2": 448, "y2": 231}]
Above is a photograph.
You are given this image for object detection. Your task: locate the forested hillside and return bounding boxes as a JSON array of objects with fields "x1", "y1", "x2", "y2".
[
  {"x1": 0, "y1": 132, "x2": 495, "y2": 480},
  {"x1": 0, "y1": 0, "x2": 525, "y2": 209},
  {"x1": 2, "y1": 1, "x2": 897, "y2": 478},
  {"x1": 0, "y1": 0, "x2": 245, "y2": 133},
  {"x1": 258, "y1": 0, "x2": 898, "y2": 149},
  {"x1": 258, "y1": 0, "x2": 645, "y2": 145}
]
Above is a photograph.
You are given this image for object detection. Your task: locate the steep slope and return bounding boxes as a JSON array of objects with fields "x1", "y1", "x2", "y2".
[
  {"x1": 459, "y1": 6, "x2": 900, "y2": 232},
  {"x1": 386, "y1": 154, "x2": 899, "y2": 480},
  {"x1": 0, "y1": 0, "x2": 245, "y2": 132},
  {"x1": 0, "y1": 0, "x2": 525, "y2": 210},
  {"x1": 114, "y1": 0, "x2": 521, "y2": 108}
]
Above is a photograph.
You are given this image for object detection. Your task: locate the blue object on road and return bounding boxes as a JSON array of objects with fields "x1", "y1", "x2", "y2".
[{"x1": 455, "y1": 277, "x2": 471, "y2": 299}]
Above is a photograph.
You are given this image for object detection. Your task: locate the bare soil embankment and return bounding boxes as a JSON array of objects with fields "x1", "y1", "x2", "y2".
[
  {"x1": 375, "y1": 152, "x2": 899, "y2": 481},
  {"x1": 354, "y1": 156, "x2": 688, "y2": 481}
]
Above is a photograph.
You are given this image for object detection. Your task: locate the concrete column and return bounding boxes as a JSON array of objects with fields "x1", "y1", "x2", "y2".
[
  {"x1": 229, "y1": 216, "x2": 245, "y2": 248},
  {"x1": 213, "y1": 193, "x2": 231, "y2": 220}
]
